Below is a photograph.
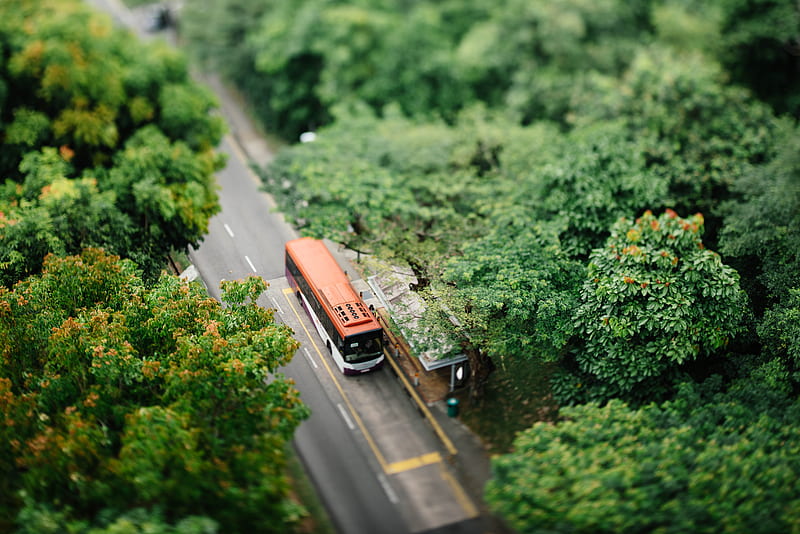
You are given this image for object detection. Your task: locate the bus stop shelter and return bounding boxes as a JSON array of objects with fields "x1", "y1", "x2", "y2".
[{"x1": 360, "y1": 272, "x2": 468, "y2": 392}]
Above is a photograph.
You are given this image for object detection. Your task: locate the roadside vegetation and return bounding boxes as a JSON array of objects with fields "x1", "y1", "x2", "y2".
[
  {"x1": 1, "y1": 251, "x2": 307, "y2": 532},
  {"x1": 178, "y1": 0, "x2": 800, "y2": 531}
]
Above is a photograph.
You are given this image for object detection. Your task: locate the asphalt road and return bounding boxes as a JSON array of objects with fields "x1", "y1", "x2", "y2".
[{"x1": 189, "y1": 137, "x2": 296, "y2": 297}]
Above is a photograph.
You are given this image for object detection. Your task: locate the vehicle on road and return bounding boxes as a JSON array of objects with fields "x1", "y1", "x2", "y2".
[{"x1": 286, "y1": 237, "x2": 384, "y2": 374}]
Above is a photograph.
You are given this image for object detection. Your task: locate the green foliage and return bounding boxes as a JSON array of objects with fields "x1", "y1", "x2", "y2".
[
  {"x1": 178, "y1": 1, "x2": 800, "y2": 531},
  {"x1": 718, "y1": 123, "x2": 800, "y2": 388},
  {"x1": 652, "y1": 1, "x2": 724, "y2": 55},
  {"x1": 262, "y1": 93, "x2": 772, "y2": 400},
  {"x1": 16, "y1": 503, "x2": 219, "y2": 534},
  {"x1": 157, "y1": 84, "x2": 225, "y2": 152},
  {"x1": 181, "y1": 0, "x2": 659, "y2": 137},
  {"x1": 439, "y1": 221, "x2": 583, "y2": 362},
  {"x1": 573, "y1": 45, "x2": 779, "y2": 221},
  {"x1": 0, "y1": 205, "x2": 65, "y2": 286},
  {"x1": 0, "y1": 250, "x2": 308, "y2": 532},
  {"x1": 0, "y1": 0, "x2": 224, "y2": 285},
  {"x1": 108, "y1": 126, "x2": 223, "y2": 258},
  {"x1": 486, "y1": 377, "x2": 800, "y2": 534},
  {"x1": 719, "y1": 122, "x2": 800, "y2": 304},
  {"x1": 263, "y1": 106, "x2": 503, "y2": 266},
  {"x1": 467, "y1": 0, "x2": 651, "y2": 125},
  {"x1": 564, "y1": 210, "x2": 747, "y2": 403},
  {"x1": 758, "y1": 289, "x2": 800, "y2": 384},
  {"x1": 0, "y1": 1, "x2": 794, "y2": 531},
  {"x1": 198, "y1": 0, "x2": 479, "y2": 139},
  {"x1": 716, "y1": 0, "x2": 800, "y2": 118},
  {"x1": 514, "y1": 121, "x2": 670, "y2": 256}
]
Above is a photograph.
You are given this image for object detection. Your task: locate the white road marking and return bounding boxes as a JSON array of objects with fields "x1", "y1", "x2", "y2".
[
  {"x1": 337, "y1": 403, "x2": 356, "y2": 430},
  {"x1": 270, "y1": 296, "x2": 284, "y2": 316},
  {"x1": 224, "y1": 223, "x2": 235, "y2": 238},
  {"x1": 244, "y1": 255, "x2": 257, "y2": 272},
  {"x1": 303, "y1": 347, "x2": 318, "y2": 369},
  {"x1": 377, "y1": 473, "x2": 400, "y2": 504}
]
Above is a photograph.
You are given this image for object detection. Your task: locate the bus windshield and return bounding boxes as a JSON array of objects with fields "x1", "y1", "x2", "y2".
[{"x1": 343, "y1": 332, "x2": 383, "y2": 364}]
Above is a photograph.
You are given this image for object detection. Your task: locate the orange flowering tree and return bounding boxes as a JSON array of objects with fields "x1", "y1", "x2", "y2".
[
  {"x1": 560, "y1": 209, "x2": 747, "y2": 403},
  {"x1": 0, "y1": 250, "x2": 307, "y2": 532}
]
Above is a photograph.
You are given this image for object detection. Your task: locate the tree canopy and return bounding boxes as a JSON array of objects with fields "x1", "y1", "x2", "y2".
[
  {"x1": 0, "y1": 249, "x2": 308, "y2": 532},
  {"x1": 2, "y1": 0, "x2": 796, "y2": 531},
  {"x1": 0, "y1": 3, "x2": 315, "y2": 531},
  {"x1": 486, "y1": 377, "x2": 800, "y2": 534},
  {"x1": 561, "y1": 209, "x2": 747, "y2": 404},
  {"x1": 0, "y1": 0, "x2": 225, "y2": 284}
]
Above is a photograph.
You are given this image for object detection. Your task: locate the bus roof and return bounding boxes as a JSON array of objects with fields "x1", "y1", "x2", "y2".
[{"x1": 285, "y1": 238, "x2": 381, "y2": 337}]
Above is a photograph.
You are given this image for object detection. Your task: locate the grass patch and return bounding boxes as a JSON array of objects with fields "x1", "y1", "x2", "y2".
[{"x1": 458, "y1": 357, "x2": 559, "y2": 454}]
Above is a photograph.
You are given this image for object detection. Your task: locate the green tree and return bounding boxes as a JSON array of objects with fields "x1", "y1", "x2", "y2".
[
  {"x1": 719, "y1": 124, "x2": 800, "y2": 388},
  {"x1": 512, "y1": 121, "x2": 670, "y2": 256},
  {"x1": 758, "y1": 289, "x2": 800, "y2": 388},
  {"x1": 562, "y1": 209, "x2": 747, "y2": 403},
  {"x1": 1, "y1": 0, "x2": 220, "y2": 174},
  {"x1": 0, "y1": 128, "x2": 222, "y2": 285},
  {"x1": 459, "y1": 0, "x2": 652, "y2": 125},
  {"x1": 0, "y1": 250, "x2": 307, "y2": 532},
  {"x1": 183, "y1": 0, "x2": 488, "y2": 139},
  {"x1": 263, "y1": 105, "x2": 508, "y2": 270},
  {"x1": 719, "y1": 123, "x2": 800, "y2": 309},
  {"x1": 572, "y1": 45, "x2": 779, "y2": 228},
  {"x1": 430, "y1": 221, "x2": 583, "y2": 396},
  {"x1": 0, "y1": 0, "x2": 224, "y2": 285},
  {"x1": 105, "y1": 126, "x2": 223, "y2": 275},
  {"x1": 716, "y1": 0, "x2": 800, "y2": 118},
  {"x1": 486, "y1": 377, "x2": 800, "y2": 534}
]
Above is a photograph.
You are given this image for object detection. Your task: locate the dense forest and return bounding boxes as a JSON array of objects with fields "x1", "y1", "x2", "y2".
[
  {"x1": 179, "y1": 0, "x2": 800, "y2": 532},
  {"x1": 1, "y1": 2, "x2": 307, "y2": 532}
]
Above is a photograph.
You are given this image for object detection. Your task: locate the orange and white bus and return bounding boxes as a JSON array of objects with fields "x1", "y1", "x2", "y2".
[{"x1": 285, "y1": 237, "x2": 384, "y2": 374}]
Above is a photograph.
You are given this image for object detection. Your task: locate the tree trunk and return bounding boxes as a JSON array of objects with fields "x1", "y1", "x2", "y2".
[{"x1": 467, "y1": 347, "x2": 494, "y2": 402}]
